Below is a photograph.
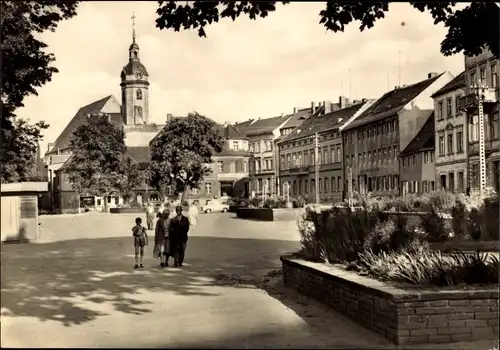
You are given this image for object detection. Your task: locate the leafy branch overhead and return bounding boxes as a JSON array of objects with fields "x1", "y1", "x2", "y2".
[
  {"x1": 148, "y1": 112, "x2": 225, "y2": 195},
  {"x1": 155, "y1": 1, "x2": 499, "y2": 57}
]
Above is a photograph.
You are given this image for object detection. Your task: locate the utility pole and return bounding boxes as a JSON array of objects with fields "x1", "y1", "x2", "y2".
[
  {"x1": 314, "y1": 133, "x2": 320, "y2": 204},
  {"x1": 471, "y1": 81, "x2": 489, "y2": 199}
]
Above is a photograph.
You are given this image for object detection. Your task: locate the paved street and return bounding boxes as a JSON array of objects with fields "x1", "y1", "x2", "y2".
[{"x1": 1, "y1": 213, "x2": 494, "y2": 349}]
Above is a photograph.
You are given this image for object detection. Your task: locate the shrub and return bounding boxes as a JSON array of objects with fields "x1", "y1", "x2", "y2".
[
  {"x1": 354, "y1": 248, "x2": 499, "y2": 286},
  {"x1": 291, "y1": 196, "x2": 306, "y2": 208},
  {"x1": 482, "y1": 195, "x2": 499, "y2": 240},
  {"x1": 249, "y1": 197, "x2": 261, "y2": 208},
  {"x1": 420, "y1": 205, "x2": 450, "y2": 242},
  {"x1": 296, "y1": 209, "x2": 322, "y2": 262},
  {"x1": 451, "y1": 200, "x2": 468, "y2": 240}
]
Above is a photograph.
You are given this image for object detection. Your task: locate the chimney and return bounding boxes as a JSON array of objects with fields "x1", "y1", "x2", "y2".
[
  {"x1": 311, "y1": 101, "x2": 316, "y2": 113},
  {"x1": 339, "y1": 96, "x2": 350, "y2": 109},
  {"x1": 166, "y1": 113, "x2": 173, "y2": 122},
  {"x1": 293, "y1": 107, "x2": 297, "y2": 114},
  {"x1": 428, "y1": 72, "x2": 438, "y2": 79},
  {"x1": 323, "y1": 100, "x2": 332, "y2": 114},
  {"x1": 362, "y1": 98, "x2": 367, "y2": 103}
]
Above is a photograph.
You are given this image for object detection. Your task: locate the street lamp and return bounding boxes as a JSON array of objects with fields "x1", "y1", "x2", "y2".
[{"x1": 470, "y1": 80, "x2": 490, "y2": 199}]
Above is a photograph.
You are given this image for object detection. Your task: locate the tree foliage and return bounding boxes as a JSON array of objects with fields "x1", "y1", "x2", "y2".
[
  {"x1": 65, "y1": 114, "x2": 141, "y2": 205},
  {"x1": 148, "y1": 112, "x2": 225, "y2": 198},
  {"x1": 0, "y1": 118, "x2": 49, "y2": 183},
  {"x1": 155, "y1": 1, "x2": 499, "y2": 57},
  {"x1": 1, "y1": 1, "x2": 80, "y2": 127},
  {"x1": 117, "y1": 156, "x2": 144, "y2": 203}
]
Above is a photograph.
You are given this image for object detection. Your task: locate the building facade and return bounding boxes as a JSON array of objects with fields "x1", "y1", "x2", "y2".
[
  {"x1": 400, "y1": 112, "x2": 436, "y2": 195},
  {"x1": 235, "y1": 115, "x2": 291, "y2": 196},
  {"x1": 459, "y1": 49, "x2": 500, "y2": 193},
  {"x1": 431, "y1": 72, "x2": 468, "y2": 192},
  {"x1": 341, "y1": 72, "x2": 453, "y2": 196},
  {"x1": 277, "y1": 98, "x2": 369, "y2": 203}
]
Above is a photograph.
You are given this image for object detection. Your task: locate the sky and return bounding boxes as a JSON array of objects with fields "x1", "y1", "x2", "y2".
[{"x1": 16, "y1": 1, "x2": 466, "y2": 153}]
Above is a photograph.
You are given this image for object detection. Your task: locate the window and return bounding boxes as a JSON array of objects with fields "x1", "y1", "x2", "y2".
[
  {"x1": 439, "y1": 133, "x2": 445, "y2": 156},
  {"x1": 447, "y1": 132, "x2": 453, "y2": 154},
  {"x1": 287, "y1": 154, "x2": 291, "y2": 168},
  {"x1": 492, "y1": 64, "x2": 498, "y2": 88},
  {"x1": 438, "y1": 101, "x2": 444, "y2": 120},
  {"x1": 217, "y1": 161, "x2": 224, "y2": 172},
  {"x1": 412, "y1": 155, "x2": 416, "y2": 166},
  {"x1": 455, "y1": 94, "x2": 462, "y2": 116},
  {"x1": 136, "y1": 89, "x2": 142, "y2": 100},
  {"x1": 456, "y1": 129, "x2": 463, "y2": 153},
  {"x1": 297, "y1": 154, "x2": 301, "y2": 167},
  {"x1": 269, "y1": 159, "x2": 273, "y2": 170},
  {"x1": 191, "y1": 187, "x2": 199, "y2": 195},
  {"x1": 280, "y1": 156, "x2": 285, "y2": 169},
  {"x1": 368, "y1": 151, "x2": 372, "y2": 164},
  {"x1": 250, "y1": 143, "x2": 255, "y2": 153},
  {"x1": 480, "y1": 68, "x2": 486, "y2": 83},
  {"x1": 471, "y1": 164, "x2": 479, "y2": 188},
  {"x1": 383, "y1": 148, "x2": 387, "y2": 161},
  {"x1": 423, "y1": 181, "x2": 429, "y2": 193},
  {"x1": 424, "y1": 151, "x2": 429, "y2": 163},
  {"x1": 430, "y1": 151, "x2": 434, "y2": 162},
  {"x1": 304, "y1": 180, "x2": 309, "y2": 194},
  {"x1": 331, "y1": 177, "x2": 336, "y2": 192},
  {"x1": 330, "y1": 147, "x2": 335, "y2": 163},
  {"x1": 292, "y1": 154, "x2": 297, "y2": 167},
  {"x1": 458, "y1": 171, "x2": 464, "y2": 192},
  {"x1": 303, "y1": 151, "x2": 308, "y2": 166},
  {"x1": 337, "y1": 147, "x2": 341, "y2": 162},
  {"x1": 491, "y1": 112, "x2": 499, "y2": 139},
  {"x1": 204, "y1": 183, "x2": 211, "y2": 195},
  {"x1": 310, "y1": 151, "x2": 314, "y2": 165},
  {"x1": 311, "y1": 180, "x2": 315, "y2": 193},
  {"x1": 393, "y1": 146, "x2": 398, "y2": 159},
  {"x1": 470, "y1": 71, "x2": 476, "y2": 86},
  {"x1": 232, "y1": 141, "x2": 239, "y2": 150},
  {"x1": 324, "y1": 177, "x2": 329, "y2": 192},
  {"x1": 323, "y1": 149, "x2": 328, "y2": 164},
  {"x1": 298, "y1": 180, "x2": 303, "y2": 195},
  {"x1": 265, "y1": 159, "x2": 269, "y2": 170},
  {"x1": 358, "y1": 153, "x2": 362, "y2": 165},
  {"x1": 378, "y1": 149, "x2": 382, "y2": 162},
  {"x1": 337, "y1": 177, "x2": 341, "y2": 192},
  {"x1": 446, "y1": 98, "x2": 452, "y2": 118}
]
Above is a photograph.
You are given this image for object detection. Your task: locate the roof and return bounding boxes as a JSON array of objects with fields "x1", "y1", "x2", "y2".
[
  {"x1": 344, "y1": 73, "x2": 443, "y2": 131},
  {"x1": 400, "y1": 111, "x2": 435, "y2": 156},
  {"x1": 279, "y1": 103, "x2": 366, "y2": 144},
  {"x1": 431, "y1": 71, "x2": 465, "y2": 98},
  {"x1": 279, "y1": 108, "x2": 314, "y2": 130},
  {"x1": 238, "y1": 115, "x2": 287, "y2": 136},
  {"x1": 122, "y1": 60, "x2": 149, "y2": 77},
  {"x1": 216, "y1": 123, "x2": 249, "y2": 140},
  {"x1": 48, "y1": 96, "x2": 123, "y2": 154},
  {"x1": 126, "y1": 146, "x2": 150, "y2": 166}
]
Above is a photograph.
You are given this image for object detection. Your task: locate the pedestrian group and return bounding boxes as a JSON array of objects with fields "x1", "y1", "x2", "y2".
[{"x1": 133, "y1": 202, "x2": 198, "y2": 269}]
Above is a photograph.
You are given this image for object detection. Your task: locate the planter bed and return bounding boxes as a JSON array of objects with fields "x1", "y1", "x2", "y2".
[
  {"x1": 236, "y1": 208, "x2": 303, "y2": 221},
  {"x1": 281, "y1": 256, "x2": 499, "y2": 345}
]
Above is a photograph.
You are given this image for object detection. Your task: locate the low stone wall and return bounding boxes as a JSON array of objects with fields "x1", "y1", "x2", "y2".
[
  {"x1": 281, "y1": 256, "x2": 499, "y2": 345},
  {"x1": 236, "y1": 208, "x2": 303, "y2": 221},
  {"x1": 109, "y1": 207, "x2": 145, "y2": 214}
]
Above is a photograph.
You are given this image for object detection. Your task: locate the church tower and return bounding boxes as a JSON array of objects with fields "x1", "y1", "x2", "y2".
[{"x1": 120, "y1": 13, "x2": 149, "y2": 125}]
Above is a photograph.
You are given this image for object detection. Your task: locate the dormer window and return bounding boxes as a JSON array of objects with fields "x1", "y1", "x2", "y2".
[{"x1": 136, "y1": 89, "x2": 142, "y2": 100}]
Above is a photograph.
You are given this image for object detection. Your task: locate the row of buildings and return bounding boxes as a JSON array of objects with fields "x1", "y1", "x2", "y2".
[{"x1": 44, "y1": 23, "x2": 499, "y2": 213}]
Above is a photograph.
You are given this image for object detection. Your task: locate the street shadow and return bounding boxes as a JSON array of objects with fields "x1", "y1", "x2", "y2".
[
  {"x1": 1, "y1": 236, "x2": 299, "y2": 327},
  {"x1": 2, "y1": 224, "x2": 30, "y2": 244}
]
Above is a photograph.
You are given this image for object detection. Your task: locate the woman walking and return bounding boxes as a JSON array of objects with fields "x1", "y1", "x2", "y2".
[{"x1": 153, "y1": 209, "x2": 172, "y2": 267}]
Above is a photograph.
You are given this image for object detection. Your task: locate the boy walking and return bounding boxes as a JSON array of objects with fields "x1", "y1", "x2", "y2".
[{"x1": 132, "y1": 217, "x2": 148, "y2": 269}]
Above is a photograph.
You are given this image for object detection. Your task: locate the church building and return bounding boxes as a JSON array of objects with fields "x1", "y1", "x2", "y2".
[{"x1": 45, "y1": 16, "x2": 250, "y2": 213}]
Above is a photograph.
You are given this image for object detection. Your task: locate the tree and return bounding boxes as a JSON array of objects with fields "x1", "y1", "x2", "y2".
[
  {"x1": 0, "y1": 118, "x2": 49, "y2": 183},
  {"x1": 148, "y1": 112, "x2": 225, "y2": 203},
  {"x1": 1, "y1": 1, "x2": 80, "y2": 127},
  {"x1": 155, "y1": 1, "x2": 499, "y2": 57},
  {"x1": 65, "y1": 113, "x2": 128, "y2": 212},
  {"x1": 116, "y1": 156, "x2": 145, "y2": 205}
]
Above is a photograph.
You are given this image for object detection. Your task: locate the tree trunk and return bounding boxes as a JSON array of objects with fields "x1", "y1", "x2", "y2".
[
  {"x1": 181, "y1": 187, "x2": 189, "y2": 205},
  {"x1": 103, "y1": 193, "x2": 108, "y2": 213}
]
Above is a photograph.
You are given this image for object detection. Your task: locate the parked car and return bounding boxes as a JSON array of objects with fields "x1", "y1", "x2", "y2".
[{"x1": 201, "y1": 200, "x2": 229, "y2": 213}]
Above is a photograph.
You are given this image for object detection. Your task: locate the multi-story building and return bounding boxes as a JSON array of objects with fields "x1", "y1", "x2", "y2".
[
  {"x1": 198, "y1": 123, "x2": 250, "y2": 200},
  {"x1": 400, "y1": 112, "x2": 436, "y2": 194},
  {"x1": 234, "y1": 115, "x2": 291, "y2": 196},
  {"x1": 341, "y1": 72, "x2": 454, "y2": 196},
  {"x1": 431, "y1": 72, "x2": 467, "y2": 192},
  {"x1": 277, "y1": 98, "x2": 370, "y2": 203},
  {"x1": 459, "y1": 49, "x2": 499, "y2": 193}
]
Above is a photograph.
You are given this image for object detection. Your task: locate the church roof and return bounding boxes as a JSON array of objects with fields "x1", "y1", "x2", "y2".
[
  {"x1": 122, "y1": 60, "x2": 149, "y2": 76},
  {"x1": 48, "y1": 95, "x2": 123, "y2": 154}
]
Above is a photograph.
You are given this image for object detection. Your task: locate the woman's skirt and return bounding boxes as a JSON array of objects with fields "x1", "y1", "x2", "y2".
[{"x1": 153, "y1": 237, "x2": 170, "y2": 258}]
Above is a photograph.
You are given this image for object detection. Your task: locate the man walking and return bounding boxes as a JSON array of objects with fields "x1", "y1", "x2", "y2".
[
  {"x1": 146, "y1": 202, "x2": 155, "y2": 230},
  {"x1": 169, "y1": 205, "x2": 190, "y2": 267}
]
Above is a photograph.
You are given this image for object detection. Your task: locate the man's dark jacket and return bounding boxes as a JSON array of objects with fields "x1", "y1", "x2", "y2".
[{"x1": 170, "y1": 214, "x2": 190, "y2": 244}]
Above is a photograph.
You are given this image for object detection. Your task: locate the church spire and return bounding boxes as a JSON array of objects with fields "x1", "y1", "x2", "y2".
[{"x1": 131, "y1": 12, "x2": 136, "y2": 44}]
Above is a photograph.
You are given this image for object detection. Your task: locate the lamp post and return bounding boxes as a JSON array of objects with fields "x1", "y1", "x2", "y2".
[
  {"x1": 314, "y1": 133, "x2": 320, "y2": 205},
  {"x1": 471, "y1": 80, "x2": 489, "y2": 199}
]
